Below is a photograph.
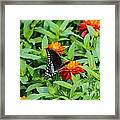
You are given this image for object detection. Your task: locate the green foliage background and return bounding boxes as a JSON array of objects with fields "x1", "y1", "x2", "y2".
[{"x1": 20, "y1": 20, "x2": 100, "y2": 100}]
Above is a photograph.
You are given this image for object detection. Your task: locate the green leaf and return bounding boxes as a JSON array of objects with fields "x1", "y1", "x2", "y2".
[
  {"x1": 23, "y1": 41, "x2": 31, "y2": 48},
  {"x1": 31, "y1": 20, "x2": 39, "y2": 28},
  {"x1": 26, "y1": 83, "x2": 42, "y2": 92},
  {"x1": 71, "y1": 33, "x2": 83, "y2": 40},
  {"x1": 95, "y1": 37, "x2": 100, "y2": 60},
  {"x1": 44, "y1": 20, "x2": 49, "y2": 29},
  {"x1": 27, "y1": 94, "x2": 41, "y2": 100},
  {"x1": 76, "y1": 59, "x2": 88, "y2": 64},
  {"x1": 48, "y1": 83, "x2": 56, "y2": 95},
  {"x1": 60, "y1": 27, "x2": 73, "y2": 37},
  {"x1": 54, "y1": 81, "x2": 72, "y2": 89},
  {"x1": 20, "y1": 85, "x2": 26, "y2": 90},
  {"x1": 70, "y1": 35, "x2": 83, "y2": 42},
  {"x1": 58, "y1": 96, "x2": 69, "y2": 100},
  {"x1": 20, "y1": 59, "x2": 26, "y2": 76},
  {"x1": 86, "y1": 50, "x2": 96, "y2": 70},
  {"x1": 26, "y1": 64, "x2": 34, "y2": 76},
  {"x1": 56, "y1": 20, "x2": 63, "y2": 26},
  {"x1": 20, "y1": 42, "x2": 23, "y2": 49},
  {"x1": 42, "y1": 35, "x2": 48, "y2": 50},
  {"x1": 95, "y1": 81, "x2": 100, "y2": 89},
  {"x1": 36, "y1": 87, "x2": 48, "y2": 93},
  {"x1": 20, "y1": 48, "x2": 41, "y2": 60},
  {"x1": 29, "y1": 37, "x2": 42, "y2": 45},
  {"x1": 34, "y1": 65, "x2": 46, "y2": 70},
  {"x1": 70, "y1": 92, "x2": 81, "y2": 100},
  {"x1": 20, "y1": 76, "x2": 28, "y2": 84},
  {"x1": 35, "y1": 27, "x2": 56, "y2": 39},
  {"x1": 20, "y1": 53, "x2": 41, "y2": 60},
  {"x1": 21, "y1": 48, "x2": 41, "y2": 55},
  {"x1": 70, "y1": 80, "x2": 81, "y2": 98},
  {"x1": 87, "y1": 25, "x2": 95, "y2": 37},
  {"x1": 67, "y1": 42, "x2": 75, "y2": 60},
  {"x1": 60, "y1": 20, "x2": 69, "y2": 32},
  {"x1": 73, "y1": 20, "x2": 81, "y2": 25},
  {"x1": 83, "y1": 95, "x2": 91, "y2": 100},
  {"x1": 72, "y1": 74, "x2": 80, "y2": 84},
  {"x1": 81, "y1": 65, "x2": 100, "y2": 80},
  {"x1": 59, "y1": 38, "x2": 70, "y2": 41},
  {"x1": 82, "y1": 82, "x2": 89, "y2": 93},
  {"x1": 47, "y1": 20, "x2": 59, "y2": 34},
  {"x1": 27, "y1": 93, "x2": 52, "y2": 100},
  {"x1": 84, "y1": 33, "x2": 90, "y2": 49},
  {"x1": 23, "y1": 20, "x2": 33, "y2": 40},
  {"x1": 76, "y1": 40, "x2": 86, "y2": 49}
]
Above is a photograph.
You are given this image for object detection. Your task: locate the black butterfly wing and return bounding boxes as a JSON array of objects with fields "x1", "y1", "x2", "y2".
[
  {"x1": 45, "y1": 48, "x2": 62, "y2": 77},
  {"x1": 49, "y1": 49, "x2": 62, "y2": 70}
]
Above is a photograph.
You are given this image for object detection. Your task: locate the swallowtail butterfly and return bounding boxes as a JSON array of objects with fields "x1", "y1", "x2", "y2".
[{"x1": 45, "y1": 48, "x2": 69, "y2": 77}]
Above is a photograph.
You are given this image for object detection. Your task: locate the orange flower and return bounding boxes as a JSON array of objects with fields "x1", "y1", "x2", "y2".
[
  {"x1": 59, "y1": 61, "x2": 85, "y2": 80},
  {"x1": 79, "y1": 20, "x2": 100, "y2": 31},
  {"x1": 78, "y1": 20, "x2": 100, "y2": 38},
  {"x1": 48, "y1": 42, "x2": 64, "y2": 55},
  {"x1": 85, "y1": 20, "x2": 100, "y2": 30},
  {"x1": 66, "y1": 61, "x2": 85, "y2": 74},
  {"x1": 20, "y1": 96, "x2": 27, "y2": 100}
]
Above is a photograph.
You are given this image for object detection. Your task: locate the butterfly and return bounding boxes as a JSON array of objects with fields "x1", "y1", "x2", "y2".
[{"x1": 45, "y1": 48, "x2": 69, "y2": 78}]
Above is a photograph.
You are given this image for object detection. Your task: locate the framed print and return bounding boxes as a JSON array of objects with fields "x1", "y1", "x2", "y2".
[{"x1": 0, "y1": 0, "x2": 120, "y2": 119}]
